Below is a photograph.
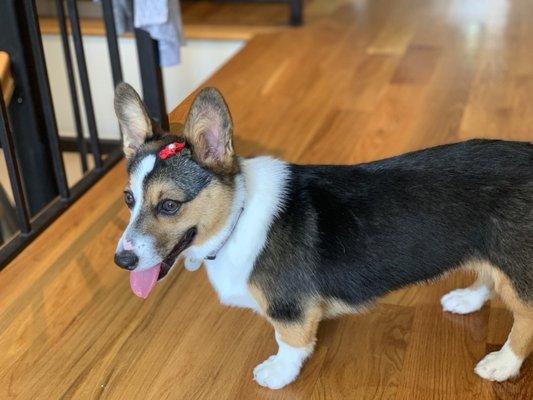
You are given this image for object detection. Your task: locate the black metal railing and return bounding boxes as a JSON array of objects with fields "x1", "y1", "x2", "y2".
[{"x1": 0, "y1": 0, "x2": 168, "y2": 267}]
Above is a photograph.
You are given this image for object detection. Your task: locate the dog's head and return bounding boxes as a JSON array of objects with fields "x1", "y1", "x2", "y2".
[{"x1": 113, "y1": 83, "x2": 239, "y2": 298}]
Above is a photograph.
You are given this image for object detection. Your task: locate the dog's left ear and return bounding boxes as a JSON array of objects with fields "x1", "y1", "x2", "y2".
[
  {"x1": 183, "y1": 87, "x2": 237, "y2": 174},
  {"x1": 114, "y1": 82, "x2": 153, "y2": 159}
]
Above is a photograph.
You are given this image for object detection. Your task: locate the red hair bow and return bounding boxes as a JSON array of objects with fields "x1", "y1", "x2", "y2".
[{"x1": 158, "y1": 142, "x2": 185, "y2": 160}]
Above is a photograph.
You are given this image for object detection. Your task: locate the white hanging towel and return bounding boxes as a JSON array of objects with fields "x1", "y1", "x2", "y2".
[{"x1": 110, "y1": 0, "x2": 184, "y2": 67}]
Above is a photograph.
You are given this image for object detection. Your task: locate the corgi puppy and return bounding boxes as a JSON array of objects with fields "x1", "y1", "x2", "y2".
[{"x1": 113, "y1": 83, "x2": 533, "y2": 389}]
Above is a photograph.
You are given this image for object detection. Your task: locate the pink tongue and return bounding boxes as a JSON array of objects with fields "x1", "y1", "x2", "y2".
[{"x1": 129, "y1": 264, "x2": 161, "y2": 299}]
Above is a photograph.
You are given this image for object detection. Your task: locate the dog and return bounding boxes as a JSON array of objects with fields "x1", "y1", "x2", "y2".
[{"x1": 113, "y1": 82, "x2": 532, "y2": 389}]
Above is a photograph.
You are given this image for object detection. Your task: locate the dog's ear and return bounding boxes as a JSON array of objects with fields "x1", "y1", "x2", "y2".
[
  {"x1": 114, "y1": 82, "x2": 153, "y2": 159},
  {"x1": 183, "y1": 87, "x2": 237, "y2": 174}
]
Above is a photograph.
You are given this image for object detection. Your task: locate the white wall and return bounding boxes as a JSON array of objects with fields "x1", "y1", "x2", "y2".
[{"x1": 42, "y1": 35, "x2": 244, "y2": 140}]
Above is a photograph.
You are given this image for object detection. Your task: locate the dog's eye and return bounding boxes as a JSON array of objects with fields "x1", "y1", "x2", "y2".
[
  {"x1": 159, "y1": 199, "x2": 180, "y2": 215},
  {"x1": 124, "y1": 191, "x2": 135, "y2": 208}
]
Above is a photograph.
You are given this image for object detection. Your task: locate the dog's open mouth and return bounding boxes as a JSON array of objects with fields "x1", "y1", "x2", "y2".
[
  {"x1": 129, "y1": 227, "x2": 197, "y2": 299},
  {"x1": 159, "y1": 227, "x2": 197, "y2": 280}
]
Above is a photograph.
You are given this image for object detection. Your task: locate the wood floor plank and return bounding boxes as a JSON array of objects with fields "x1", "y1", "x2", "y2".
[
  {"x1": 398, "y1": 304, "x2": 489, "y2": 397},
  {"x1": 391, "y1": 45, "x2": 441, "y2": 86},
  {"x1": 310, "y1": 304, "x2": 415, "y2": 400}
]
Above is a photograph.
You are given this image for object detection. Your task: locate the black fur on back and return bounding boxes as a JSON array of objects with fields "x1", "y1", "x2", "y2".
[{"x1": 249, "y1": 139, "x2": 533, "y2": 322}]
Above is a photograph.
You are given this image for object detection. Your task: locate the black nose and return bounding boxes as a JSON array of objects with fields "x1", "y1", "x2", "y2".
[{"x1": 114, "y1": 250, "x2": 139, "y2": 270}]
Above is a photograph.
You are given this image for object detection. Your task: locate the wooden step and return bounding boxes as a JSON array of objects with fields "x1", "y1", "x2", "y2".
[
  {"x1": 0, "y1": 52, "x2": 14, "y2": 106},
  {"x1": 39, "y1": 1, "x2": 291, "y2": 41},
  {"x1": 39, "y1": 17, "x2": 280, "y2": 41}
]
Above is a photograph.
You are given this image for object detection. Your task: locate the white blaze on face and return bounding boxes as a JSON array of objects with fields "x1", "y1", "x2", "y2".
[
  {"x1": 130, "y1": 154, "x2": 156, "y2": 222},
  {"x1": 116, "y1": 154, "x2": 161, "y2": 271}
]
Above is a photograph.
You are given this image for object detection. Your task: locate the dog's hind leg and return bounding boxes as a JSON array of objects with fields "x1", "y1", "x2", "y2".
[
  {"x1": 475, "y1": 268, "x2": 533, "y2": 381},
  {"x1": 441, "y1": 268, "x2": 493, "y2": 314}
]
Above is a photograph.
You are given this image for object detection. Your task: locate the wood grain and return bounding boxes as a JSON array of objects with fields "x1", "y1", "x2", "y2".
[
  {"x1": 0, "y1": 52, "x2": 14, "y2": 105},
  {"x1": 1, "y1": 0, "x2": 532, "y2": 398}
]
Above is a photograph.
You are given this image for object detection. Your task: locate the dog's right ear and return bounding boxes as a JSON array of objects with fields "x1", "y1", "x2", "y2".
[{"x1": 114, "y1": 82, "x2": 153, "y2": 159}]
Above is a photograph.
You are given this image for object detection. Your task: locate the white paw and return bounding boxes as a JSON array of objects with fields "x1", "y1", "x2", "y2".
[
  {"x1": 475, "y1": 347, "x2": 522, "y2": 382},
  {"x1": 441, "y1": 287, "x2": 489, "y2": 314},
  {"x1": 253, "y1": 355, "x2": 301, "y2": 389}
]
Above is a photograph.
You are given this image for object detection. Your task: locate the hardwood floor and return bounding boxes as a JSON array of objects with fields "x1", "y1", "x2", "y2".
[{"x1": 1, "y1": 0, "x2": 532, "y2": 398}]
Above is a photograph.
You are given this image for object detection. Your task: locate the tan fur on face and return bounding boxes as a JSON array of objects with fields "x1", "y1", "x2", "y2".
[
  {"x1": 140, "y1": 177, "x2": 234, "y2": 259},
  {"x1": 182, "y1": 179, "x2": 234, "y2": 245}
]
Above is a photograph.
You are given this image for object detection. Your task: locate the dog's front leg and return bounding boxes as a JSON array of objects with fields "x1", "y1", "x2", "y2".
[
  {"x1": 253, "y1": 331, "x2": 314, "y2": 389},
  {"x1": 252, "y1": 304, "x2": 321, "y2": 389}
]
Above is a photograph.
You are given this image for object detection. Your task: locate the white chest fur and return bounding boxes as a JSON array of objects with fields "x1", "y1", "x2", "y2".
[
  {"x1": 204, "y1": 255, "x2": 259, "y2": 310},
  {"x1": 182, "y1": 156, "x2": 289, "y2": 311}
]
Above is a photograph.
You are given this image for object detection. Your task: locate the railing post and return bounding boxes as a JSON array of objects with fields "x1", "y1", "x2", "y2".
[
  {"x1": 134, "y1": 29, "x2": 169, "y2": 131},
  {"x1": 0, "y1": 0, "x2": 65, "y2": 215},
  {"x1": 101, "y1": 0, "x2": 124, "y2": 86},
  {"x1": 66, "y1": 0, "x2": 104, "y2": 170},
  {"x1": 0, "y1": 85, "x2": 31, "y2": 234},
  {"x1": 54, "y1": 0, "x2": 89, "y2": 173},
  {"x1": 289, "y1": 0, "x2": 303, "y2": 26}
]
